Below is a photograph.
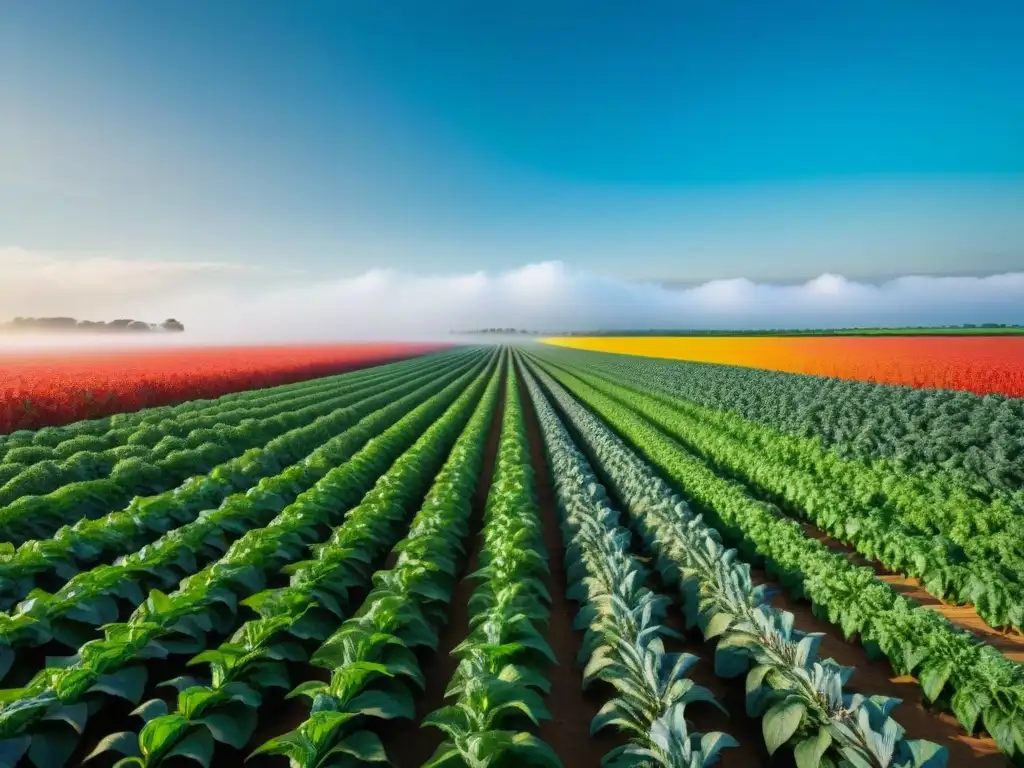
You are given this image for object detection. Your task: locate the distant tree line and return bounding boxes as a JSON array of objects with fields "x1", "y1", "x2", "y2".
[
  {"x1": 453, "y1": 328, "x2": 541, "y2": 335},
  {"x1": 1, "y1": 317, "x2": 185, "y2": 333}
]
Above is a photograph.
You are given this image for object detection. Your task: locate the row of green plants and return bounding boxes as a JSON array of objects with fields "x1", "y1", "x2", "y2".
[
  {"x1": 525, "y1": 357, "x2": 948, "y2": 768},
  {"x1": 529, "y1": 356, "x2": 1024, "y2": 761},
  {"x1": 0, "y1": 353, "x2": 482, "y2": 611},
  {"x1": 520, "y1": 360, "x2": 738, "y2": 768},
  {"x1": 0, "y1": 348, "x2": 466, "y2": 461},
  {"x1": 87, "y1": 348, "x2": 503, "y2": 768},
  {"x1": 565, "y1": 353, "x2": 1024, "y2": 578},
  {"x1": 0, "y1": 351, "x2": 480, "y2": 545},
  {"x1": 248, "y1": 352, "x2": 504, "y2": 768},
  {"x1": 0, "y1": 356, "x2": 491, "y2": 689},
  {"x1": 539, "y1": 346, "x2": 1024, "y2": 510},
  {"x1": 0, "y1": 355, "x2": 497, "y2": 767},
  {"x1": 540, "y1": 357, "x2": 1024, "y2": 631},
  {"x1": 420, "y1": 360, "x2": 562, "y2": 767},
  {"x1": 0, "y1": 350, "x2": 460, "y2": 480}
]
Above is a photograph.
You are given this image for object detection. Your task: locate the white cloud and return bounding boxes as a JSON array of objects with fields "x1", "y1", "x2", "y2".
[{"x1": 2, "y1": 247, "x2": 1023, "y2": 344}]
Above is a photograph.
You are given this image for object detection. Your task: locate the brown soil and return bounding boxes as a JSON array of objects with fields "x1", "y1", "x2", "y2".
[
  {"x1": 516, "y1": 361, "x2": 625, "y2": 768},
  {"x1": 800, "y1": 521, "x2": 1024, "y2": 663},
  {"x1": 379, "y1": 371, "x2": 507, "y2": 766}
]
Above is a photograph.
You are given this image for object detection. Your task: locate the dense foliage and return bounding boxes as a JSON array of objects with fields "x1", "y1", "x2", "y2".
[
  {"x1": 0, "y1": 354, "x2": 496, "y2": 765},
  {"x1": 534, "y1": 354, "x2": 1024, "y2": 631},
  {"x1": 526, "y1": 352, "x2": 1024, "y2": 760},
  {"x1": 104, "y1": 349, "x2": 504, "y2": 767},
  {"x1": 521, "y1": 356, "x2": 946, "y2": 768},
  {"x1": 0, "y1": 343, "x2": 1016, "y2": 767},
  {"x1": 422, "y1": 359, "x2": 561, "y2": 767},
  {"x1": 542, "y1": 346, "x2": 1024, "y2": 509},
  {"x1": 522, "y1": 360, "x2": 738, "y2": 767}
]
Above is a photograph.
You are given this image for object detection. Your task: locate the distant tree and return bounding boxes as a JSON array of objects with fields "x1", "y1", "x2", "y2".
[{"x1": 161, "y1": 318, "x2": 185, "y2": 332}]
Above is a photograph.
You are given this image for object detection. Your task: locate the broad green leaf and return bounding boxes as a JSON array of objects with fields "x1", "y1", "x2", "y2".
[
  {"x1": 324, "y1": 730, "x2": 389, "y2": 763},
  {"x1": 131, "y1": 699, "x2": 169, "y2": 724},
  {"x1": 511, "y1": 732, "x2": 562, "y2": 768},
  {"x1": 919, "y1": 661, "x2": 953, "y2": 703},
  {"x1": 703, "y1": 611, "x2": 734, "y2": 640},
  {"x1": 198, "y1": 703, "x2": 258, "y2": 749},
  {"x1": 949, "y1": 688, "x2": 988, "y2": 733},
  {"x1": 347, "y1": 687, "x2": 414, "y2": 721},
  {"x1": 147, "y1": 590, "x2": 173, "y2": 616},
  {"x1": 248, "y1": 730, "x2": 316, "y2": 763},
  {"x1": 763, "y1": 698, "x2": 806, "y2": 755},
  {"x1": 422, "y1": 741, "x2": 462, "y2": 768},
  {"x1": 700, "y1": 731, "x2": 739, "y2": 764},
  {"x1": 901, "y1": 739, "x2": 949, "y2": 768},
  {"x1": 88, "y1": 667, "x2": 148, "y2": 704},
  {"x1": 84, "y1": 732, "x2": 143, "y2": 763},
  {"x1": 982, "y1": 707, "x2": 1021, "y2": 758},
  {"x1": 794, "y1": 727, "x2": 832, "y2": 768},
  {"x1": 28, "y1": 726, "x2": 80, "y2": 768},
  {"x1": 139, "y1": 714, "x2": 190, "y2": 759},
  {"x1": 165, "y1": 728, "x2": 215, "y2": 767},
  {"x1": 41, "y1": 702, "x2": 89, "y2": 734}
]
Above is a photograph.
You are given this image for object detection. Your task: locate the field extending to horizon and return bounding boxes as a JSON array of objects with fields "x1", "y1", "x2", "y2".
[
  {"x1": 0, "y1": 343, "x2": 448, "y2": 433},
  {"x1": 544, "y1": 335, "x2": 1024, "y2": 397},
  {"x1": 0, "y1": 341, "x2": 1021, "y2": 768}
]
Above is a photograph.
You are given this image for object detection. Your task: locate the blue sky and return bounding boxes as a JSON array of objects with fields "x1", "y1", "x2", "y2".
[{"x1": 2, "y1": 0, "x2": 1022, "y2": 285}]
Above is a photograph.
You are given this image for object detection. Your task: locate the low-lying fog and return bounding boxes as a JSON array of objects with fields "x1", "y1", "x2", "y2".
[{"x1": 2, "y1": 248, "x2": 1023, "y2": 348}]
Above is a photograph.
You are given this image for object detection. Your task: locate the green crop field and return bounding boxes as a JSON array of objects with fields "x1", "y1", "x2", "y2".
[{"x1": 0, "y1": 345, "x2": 1020, "y2": 768}]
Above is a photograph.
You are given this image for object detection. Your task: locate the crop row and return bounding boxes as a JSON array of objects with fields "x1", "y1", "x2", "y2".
[
  {"x1": 520, "y1": 358, "x2": 740, "y2": 767},
  {"x1": 0, "y1": 351, "x2": 485, "y2": 614},
  {"x1": 520, "y1": 354, "x2": 946, "y2": 767},
  {"x1": 0, "y1": 347, "x2": 461, "y2": 457},
  {"x1": 420, "y1": 357, "x2": 561, "y2": 767},
  {"x1": 0, "y1": 351, "x2": 483, "y2": 548},
  {"x1": 541, "y1": 345, "x2": 1024, "y2": 510},
  {"x1": 536, "y1": 354, "x2": 1024, "y2": 631},
  {"x1": 92, "y1": 347, "x2": 505, "y2": 767},
  {"x1": 0, "y1": 351, "x2": 498, "y2": 766},
  {"x1": 250, "y1": 348, "x2": 504, "y2": 767},
  {"x1": 525, "y1": 352, "x2": 1024, "y2": 760},
  {"x1": 0, "y1": 343, "x2": 449, "y2": 433},
  {"x1": 0, "y1": 348, "x2": 476, "y2": 505}
]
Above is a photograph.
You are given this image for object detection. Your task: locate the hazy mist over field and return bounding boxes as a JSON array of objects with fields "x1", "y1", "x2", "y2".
[{"x1": 2, "y1": 247, "x2": 1023, "y2": 345}]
